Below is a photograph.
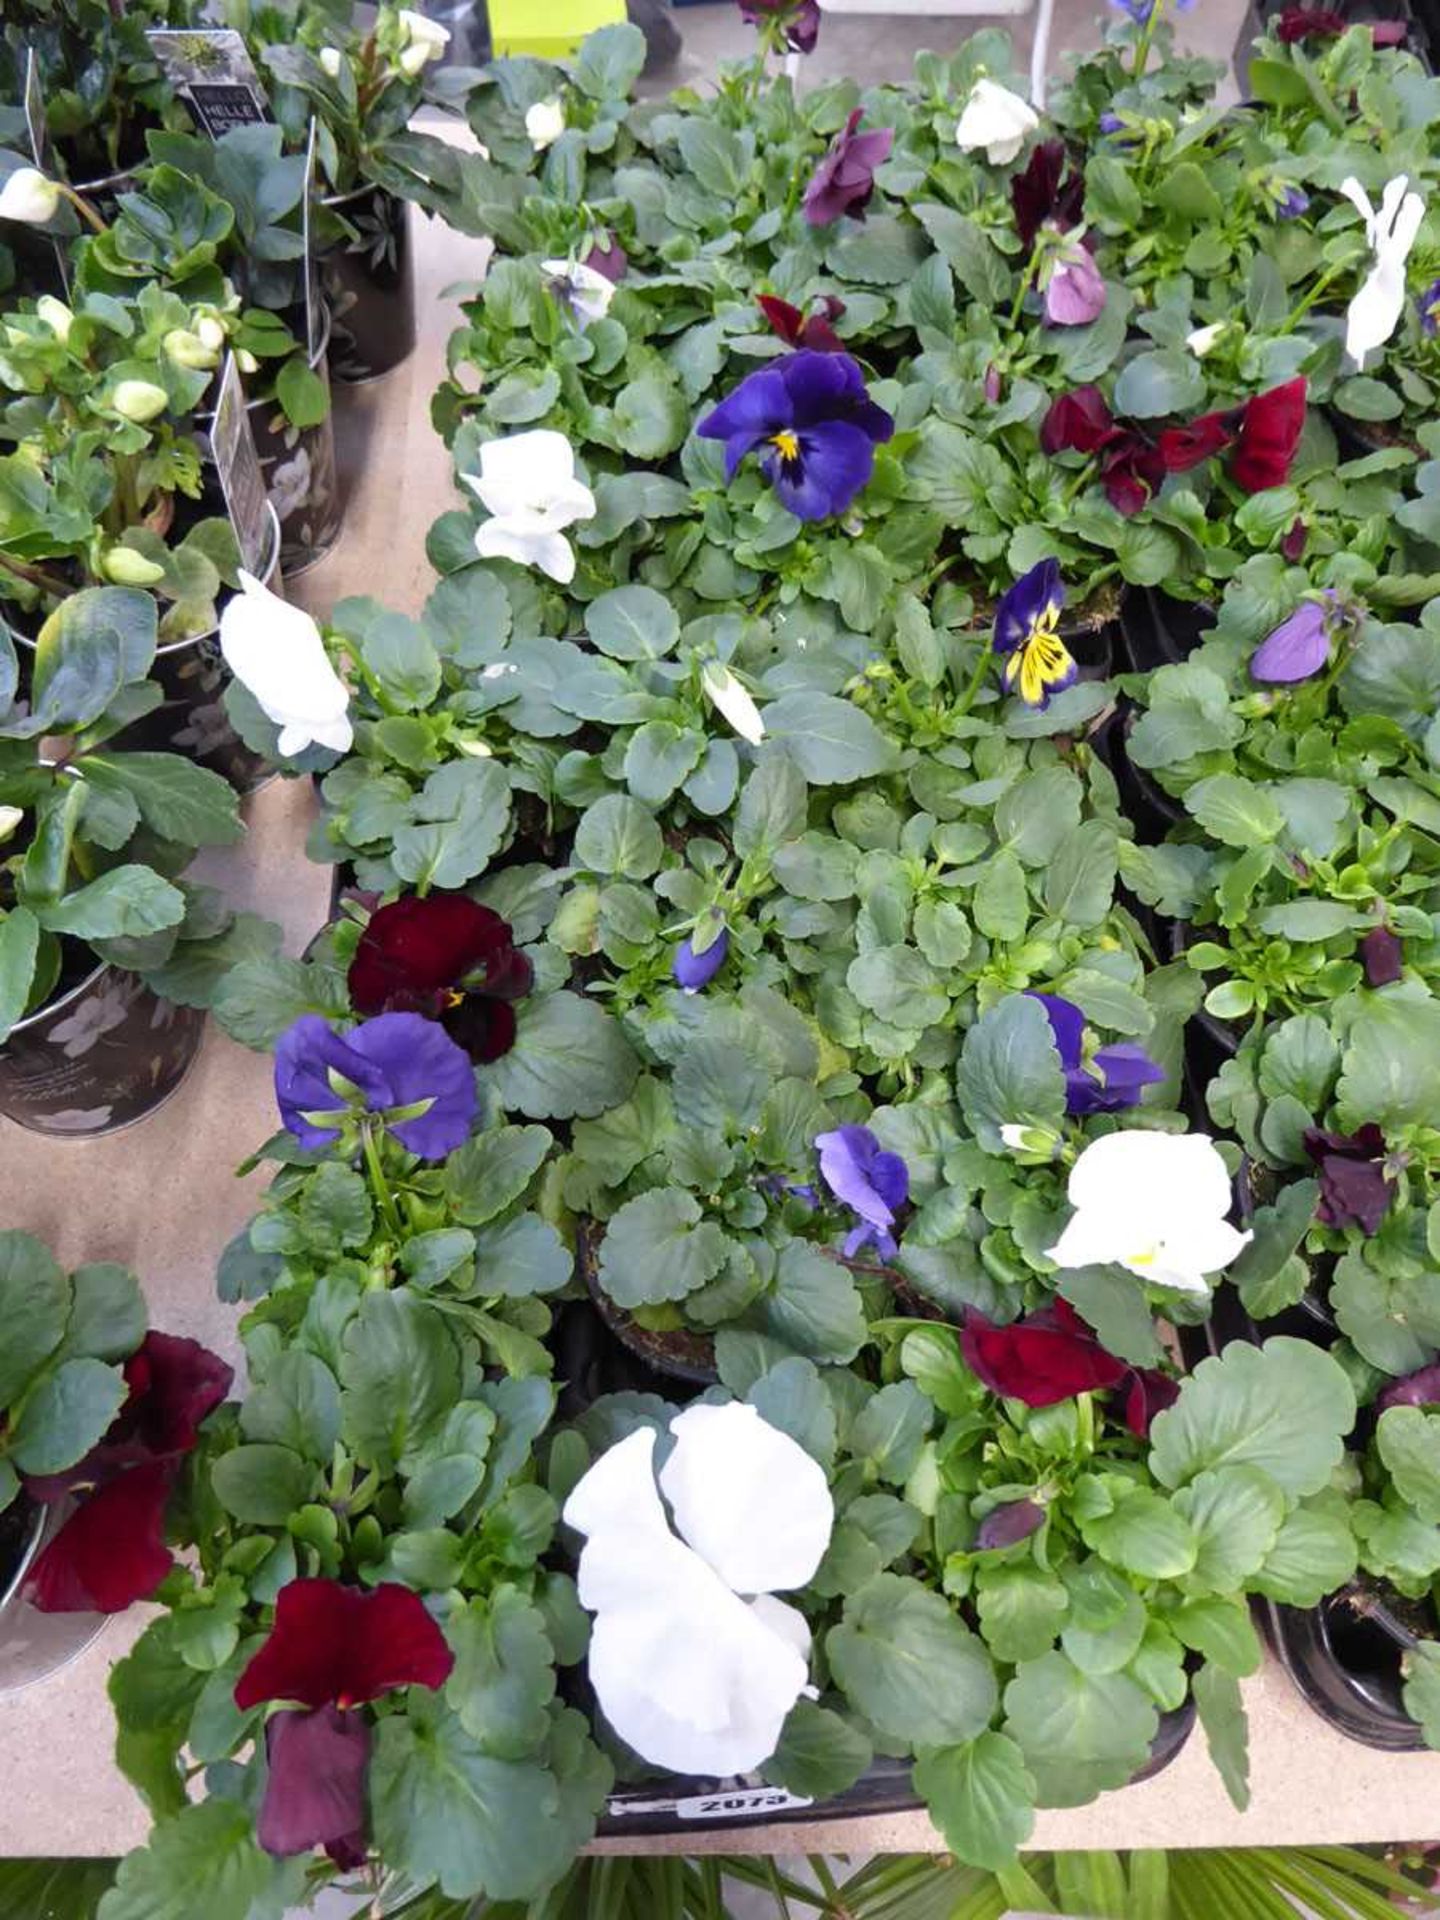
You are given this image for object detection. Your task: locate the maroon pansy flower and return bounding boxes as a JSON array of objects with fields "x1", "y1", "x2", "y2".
[
  {"x1": 1011, "y1": 140, "x2": 1085, "y2": 252},
  {"x1": 803, "y1": 110, "x2": 892, "y2": 227},
  {"x1": 235, "y1": 1579, "x2": 455, "y2": 1865},
  {"x1": 584, "y1": 233, "x2": 627, "y2": 283},
  {"x1": 1281, "y1": 517, "x2": 1308, "y2": 562},
  {"x1": 1160, "y1": 378, "x2": 1308, "y2": 495},
  {"x1": 348, "y1": 894, "x2": 533, "y2": 1065},
  {"x1": 757, "y1": 293, "x2": 847, "y2": 354},
  {"x1": 1041, "y1": 387, "x2": 1167, "y2": 516},
  {"x1": 975, "y1": 1498, "x2": 1047, "y2": 1551},
  {"x1": 1303, "y1": 1122, "x2": 1394, "y2": 1236},
  {"x1": 1276, "y1": 6, "x2": 1407, "y2": 42},
  {"x1": 1380, "y1": 1363, "x2": 1440, "y2": 1409},
  {"x1": 1156, "y1": 411, "x2": 1234, "y2": 473},
  {"x1": 959, "y1": 1299, "x2": 1176, "y2": 1438},
  {"x1": 1361, "y1": 925, "x2": 1403, "y2": 987},
  {"x1": 1124, "y1": 1367, "x2": 1181, "y2": 1437},
  {"x1": 738, "y1": 0, "x2": 820, "y2": 52},
  {"x1": 28, "y1": 1459, "x2": 177, "y2": 1614}
]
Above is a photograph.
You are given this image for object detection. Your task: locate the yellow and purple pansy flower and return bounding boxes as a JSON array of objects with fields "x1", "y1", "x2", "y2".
[{"x1": 992, "y1": 558, "x2": 1077, "y2": 708}]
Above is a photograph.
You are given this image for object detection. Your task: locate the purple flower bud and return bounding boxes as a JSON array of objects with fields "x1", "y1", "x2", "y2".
[
  {"x1": 1380, "y1": 1363, "x2": 1440, "y2": 1410},
  {"x1": 975, "y1": 1499, "x2": 1046, "y2": 1551},
  {"x1": 1044, "y1": 243, "x2": 1107, "y2": 328},
  {"x1": 1360, "y1": 925, "x2": 1403, "y2": 987},
  {"x1": 1420, "y1": 280, "x2": 1440, "y2": 338},
  {"x1": 1098, "y1": 111, "x2": 1124, "y2": 134},
  {"x1": 984, "y1": 363, "x2": 1003, "y2": 403},
  {"x1": 673, "y1": 926, "x2": 729, "y2": 993},
  {"x1": 1281, "y1": 517, "x2": 1308, "y2": 562},
  {"x1": 1277, "y1": 186, "x2": 1310, "y2": 220}
]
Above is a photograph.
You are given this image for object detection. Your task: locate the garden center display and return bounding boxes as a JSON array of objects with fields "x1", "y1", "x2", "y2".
[{"x1": 5, "y1": 0, "x2": 1440, "y2": 1913}]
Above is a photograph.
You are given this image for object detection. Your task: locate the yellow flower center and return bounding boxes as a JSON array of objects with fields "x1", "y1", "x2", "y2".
[
  {"x1": 770, "y1": 429, "x2": 801, "y2": 463},
  {"x1": 1002, "y1": 601, "x2": 1075, "y2": 707}
]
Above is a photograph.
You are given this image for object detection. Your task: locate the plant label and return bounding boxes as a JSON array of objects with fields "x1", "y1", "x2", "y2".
[
  {"x1": 22, "y1": 48, "x2": 68, "y2": 293},
  {"x1": 302, "y1": 117, "x2": 324, "y2": 364},
  {"x1": 145, "y1": 30, "x2": 272, "y2": 140},
  {"x1": 603, "y1": 1785, "x2": 814, "y2": 1821},
  {"x1": 211, "y1": 355, "x2": 273, "y2": 575}
]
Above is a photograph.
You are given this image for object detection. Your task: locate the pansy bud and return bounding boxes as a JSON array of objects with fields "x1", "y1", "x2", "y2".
[
  {"x1": 1186, "y1": 321, "x2": 1227, "y2": 357},
  {"x1": 35, "y1": 296, "x2": 73, "y2": 343},
  {"x1": 236, "y1": 348, "x2": 259, "y2": 374},
  {"x1": 164, "y1": 328, "x2": 219, "y2": 371},
  {"x1": 674, "y1": 925, "x2": 728, "y2": 994},
  {"x1": 102, "y1": 545, "x2": 167, "y2": 586},
  {"x1": 984, "y1": 363, "x2": 1003, "y2": 403},
  {"x1": 999, "y1": 1121, "x2": 1062, "y2": 1161},
  {"x1": 319, "y1": 45, "x2": 344, "y2": 78},
  {"x1": 0, "y1": 805, "x2": 23, "y2": 843},
  {"x1": 701, "y1": 661, "x2": 766, "y2": 745},
  {"x1": 975, "y1": 1499, "x2": 1046, "y2": 1551},
  {"x1": 111, "y1": 380, "x2": 169, "y2": 423},
  {"x1": 525, "y1": 98, "x2": 566, "y2": 151},
  {"x1": 1360, "y1": 925, "x2": 1403, "y2": 987},
  {"x1": 0, "y1": 167, "x2": 62, "y2": 226}
]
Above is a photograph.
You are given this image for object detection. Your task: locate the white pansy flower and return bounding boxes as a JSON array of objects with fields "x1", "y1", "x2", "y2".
[
  {"x1": 1340, "y1": 174, "x2": 1425, "y2": 366},
  {"x1": 396, "y1": 9, "x2": 449, "y2": 75},
  {"x1": 955, "y1": 79, "x2": 1038, "y2": 167},
  {"x1": 319, "y1": 46, "x2": 344, "y2": 78},
  {"x1": 1186, "y1": 321, "x2": 1227, "y2": 357},
  {"x1": 526, "y1": 98, "x2": 566, "y2": 151},
  {"x1": 563, "y1": 1403, "x2": 834, "y2": 1776},
  {"x1": 1046, "y1": 1130, "x2": 1250, "y2": 1296},
  {"x1": 462, "y1": 429, "x2": 595, "y2": 585},
  {"x1": 35, "y1": 296, "x2": 72, "y2": 343},
  {"x1": 219, "y1": 570, "x2": 353, "y2": 757},
  {"x1": 541, "y1": 257, "x2": 615, "y2": 326},
  {"x1": 0, "y1": 168, "x2": 61, "y2": 226},
  {"x1": 701, "y1": 661, "x2": 765, "y2": 746}
]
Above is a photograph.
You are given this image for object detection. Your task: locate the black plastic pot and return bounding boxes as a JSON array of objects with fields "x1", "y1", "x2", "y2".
[
  {"x1": 319, "y1": 185, "x2": 417, "y2": 382},
  {"x1": 244, "y1": 305, "x2": 344, "y2": 576},
  {"x1": 575, "y1": 1219, "x2": 719, "y2": 1387},
  {"x1": 1091, "y1": 700, "x2": 1185, "y2": 848},
  {"x1": 1118, "y1": 591, "x2": 1216, "y2": 673},
  {"x1": 596, "y1": 1693, "x2": 1197, "y2": 1837},
  {"x1": 1164, "y1": 919, "x2": 1242, "y2": 1113},
  {"x1": 0, "y1": 955, "x2": 205, "y2": 1137}
]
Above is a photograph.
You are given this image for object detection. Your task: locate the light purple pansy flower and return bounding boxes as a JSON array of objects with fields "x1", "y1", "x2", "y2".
[
  {"x1": 1249, "y1": 592, "x2": 1347, "y2": 684},
  {"x1": 815, "y1": 1125, "x2": 909, "y2": 1260},
  {"x1": 1044, "y1": 242, "x2": 1107, "y2": 326},
  {"x1": 274, "y1": 1012, "x2": 477, "y2": 1159},
  {"x1": 803, "y1": 110, "x2": 893, "y2": 227},
  {"x1": 1277, "y1": 186, "x2": 1310, "y2": 220}
]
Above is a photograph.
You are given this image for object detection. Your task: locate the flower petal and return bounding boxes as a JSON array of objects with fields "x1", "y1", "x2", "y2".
[
  {"x1": 659, "y1": 1402, "x2": 834, "y2": 1594},
  {"x1": 348, "y1": 895, "x2": 518, "y2": 1014},
  {"x1": 234, "y1": 1579, "x2": 454, "y2": 1712},
  {"x1": 345, "y1": 1013, "x2": 477, "y2": 1159},
  {"x1": 219, "y1": 574, "x2": 352, "y2": 757},
  {"x1": 257, "y1": 1707, "x2": 370, "y2": 1860},
  {"x1": 27, "y1": 1461, "x2": 175, "y2": 1612}
]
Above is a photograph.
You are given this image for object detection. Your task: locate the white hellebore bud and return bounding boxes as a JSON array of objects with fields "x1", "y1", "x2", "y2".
[
  {"x1": 462, "y1": 429, "x2": 596, "y2": 585},
  {"x1": 0, "y1": 167, "x2": 61, "y2": 226},
  {"x1": 701, "y1": 662, "x2": 766, "y2": 746},
  {"x1": 35, "y1": 296, "x2": 73, "y2": 343},
  {"x1": 955, "y1": 79, "x2": 1039, "y2": 167},
  {"x1": 164, "y1": 328, "x2": 219, "y2": 371},
  {"x1": 103, "y1": 545, "x2": 167, "y2": 587},
  {"x1": 197, "y1": 314, "x2": 227, "y2": 353},
  {"x1": 0, "y1": 806, "x2": 23, "y2": 844},
  {"x1": 319, "y1": 46, "x2": 344, "y2": 79},
  {"x1": 111, "y1": 380, "x2": 169, "y2": 424},
  {"x1": 396, "y1": 9, "x2": 449, "y2": 74},
  {"x1": 219, "y1": 570, "x2": 353, "y2": 757},
  {"x1": 525, "y1": 98, "x2": 566, "y2": 151}
]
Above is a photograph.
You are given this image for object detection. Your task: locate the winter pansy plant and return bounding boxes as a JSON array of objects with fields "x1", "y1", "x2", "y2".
[
  {"x1": 563, "y1": 1403, "x2": 833, "y2": 1774},
  {"x1": 463, "y1": 430, "x2": 596, "y2": 583}
]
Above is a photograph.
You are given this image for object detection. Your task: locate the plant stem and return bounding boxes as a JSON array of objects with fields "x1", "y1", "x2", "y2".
[
  {"x1": 954, "y1": 635, "x2": 995, "y2": 717},
  {"x1": 57, "y1": 183, "x2": 106, "y2": 235},
  {"x1": 360, "y1": 1120, "x2": 404, "y2": 1240},
  {"x1": 0, "y1": 552, "x2": 70, "y2": 602},
  {"x1": 1130, "y1": 0, "x2": 1165, "y2": 78},
  {"x1": 1279, "y1": 256, "x2": 1359, "y2": 334}
]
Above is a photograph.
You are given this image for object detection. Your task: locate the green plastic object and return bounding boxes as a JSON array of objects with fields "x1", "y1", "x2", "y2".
[{"x1": 487, "y1": 0, "x2": 628, "y2": 56}]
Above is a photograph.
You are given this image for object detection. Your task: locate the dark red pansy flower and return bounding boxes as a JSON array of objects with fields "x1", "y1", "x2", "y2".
[
  {"x1": 27, "y1": 1459, "x2": 176, "y2": 1613},
  {"x1": 1276, "y1": 5, "x2": 1406, "y2": 41},
  {"x1": 348, "y1": 894, "x2": 532, "y2": 1066},
  {"x1": 1011, "y1": 139, "x2": 1085, "y2": 251},
  {"x1": 1124, "y1": 1367, "x2": 1180, "y2": 1438},
  {"x1": 1230, "y1": 377, "x2": 1307, "y2": 492},
  {"x1": 1304, "y1": 1122, "x2": 1394, "y2": 1236},
  {"x1": 259, "y1": 1706, "x2": 371, "y2": 1867},
  {"x1": 1157, "y1": 410, "x2": 1235, "y2": 473},
  {"x1": 1380, "y1": 1362, "x2": 1440, "y2": 1409},
  {"x1": 757, "y1": 293, "x2": 847, "y2": 354},
  {"x1": 1040, "y1": 388, "x2": 1166, "y2": 515},
  {"x1": 234, "y1": 1579, "x2": 455, "y2": 1713},
  {"x1": 1099, "y1": 438, "x2": 1168, "y2": 516},
  {"x1": 1360, "y1": 925, "x2": 1403, "y2": 987},
  {"x1": 960, "y1": 1299, "x2": 1131, "y2": 1405},
  {"x1": 975, "y1": 1498, "x2": 1047, "y2": 1550},
  {"x1": 1282, "y1": 516, "x2": 1309, "y2": 562},
  {"x1": 1041, "y1": 386, "x2": 1117, "y2": 455}
]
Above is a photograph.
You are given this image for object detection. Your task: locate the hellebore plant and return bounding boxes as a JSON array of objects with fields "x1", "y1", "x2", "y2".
[
  {"x1": 563, "y1": 1401, "x2": 833, "y2": 1775},
  {"x1": 697, "y1": 351, "x2": 894, "y2": 522}
]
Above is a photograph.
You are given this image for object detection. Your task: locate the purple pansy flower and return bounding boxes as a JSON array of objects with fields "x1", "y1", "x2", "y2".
[
  {"x1": 585, "y1": 234, "x2": 627, "y2": 283},
  {"x1": 975, "y1": 1499, "x2": 1047, "y2": 1550},
  {"x1": 1303, "y1": 1122, "x2": 1394, "y2": 1236},
  {"x1": 993, "y1": 559, "x2": 1077, "y2": 709},
  {"x1": 738, "y1": 0, "x2": 820, "y2": 52},
  {"x1": 803, "y1": 109, "x2": 892, "y2": 227},
  {"x1": 1098, "y1": 111, "x2": 1124, "y2": 133},
  {"x1": 1420, "y1": 280, "x2": 1440, "y2": 337},
  {"x1": 274, "y1": 1012, "x2": 477, "y2": 1159},
  {"x1": 1249, "y1": 592, "x2": 1345, "y2": 684},
  {"x1": 816, "y1": 1125, "x2": 908, "y2": 1260},
  {"x1": 1360, "y1": 925, "x2": 1403, "y2": 987},
  {"x1": 259, "y1": 1706, "x2": 370, "y2": 1866},
  {"x1": 1380, "y1": 1363, "x2": 1440, "y2": 1409},
  {"x1": 1028, "y1": 992, "x2": 1165, "y2": 1115},
  {"x1": 1277, "y1": 186, "x2": 1310, "y2": 220},
  {"x1": 1043, "y1": 241, "x2": 1107, "y2": 326},
  {"x1": 697, "y1": 351, "x2": 894, "y2": 522},
  {"x1": 674, "y1": 926, "x2": 729, "y2": 993}
]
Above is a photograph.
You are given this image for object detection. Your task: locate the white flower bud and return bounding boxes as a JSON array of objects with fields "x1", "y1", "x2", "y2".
[
  {"x1": 525, "y1": 98, "x2": 566, "y2": 151},
  {"x1": 164, "y1": 328, "x2": 219, "y2": 370},
  {"x1": 35, "y1": 296, "x2": 73, "y2": 343},
  {"x1": 102, "y1": 545, "x2": 167, "y2": 586},
  {"x1": 0, "y1": 167, "x2": 61, "y2": 226},
  {"x1": 319, "y1": 46, "x2": 344, "y2": 78},
  {"x1": 196, "y1": 314, "x2": 227, "y2": 352},
  {"x1": 111, "y1": 380, "x2": 169, "y2": 423},
  {"x1": 235, "y1": 348, "x2": 259, "y2": 374},
  {"x1": 0, "y1": 806, "x2": 23, "y2": 843}
]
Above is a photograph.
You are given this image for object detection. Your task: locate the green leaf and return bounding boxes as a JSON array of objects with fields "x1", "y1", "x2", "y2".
[
  {"x1": 1185, "y1": 774, "x2": 1286, "y2": 848},
  {"x1": 573, "y1": 19, "x2": 646, "y2": 97},
  {"x1": 763, "y1": 1701, "x2": 873, "y2": 1800},
  {"x1": 975, "y1": 1564, "x2": 1069, "y2": 1664},
  {"x1": 996, "y1": 767, "x2": 1083, "y2": 866},
  {"x1": 913, "y1": 1731, "x2": 1036, "y2": 1872},
  {"x1": 1193, "y1": 1663, "x2": 1250, "y2": 1810},
  {"x1": 1401, "y1": 1641, "x2": 1440, "y2": 1747},
  {"x1": 0, "y1": 1231, "x2": 70, "y2": 1407},
  {"x1": 0, "y1": 906, "x2": 39, "y2": 1042},
  {"x1": 472, "y1": 1213, "x2": 571, "y2": 1298},
  {"x1": 298, "y1": 1163, "x2": 373, "y2": 1256},
  {"x1": 446, "y1": 1125, "x2": 553, "y2": 1226},
  {"x1": 625, "y1": 721, "x2": 704, "y2": 805},
  {"x1": 1043, "y1": 820, "x2": 1118, "y2": 927},
  {"x1": 1056, "y1": 1268, "x2": 1164, "y2": 1368},
  {"x1": 59, "y1": 1262, "x2": 146, "y2": 1363},
  {"x1": 957, "y1": 993, "x2": 1067, "y2": 1153},
  {"x1": 35, "y1": 866, "x2": 184, "y2": 940},
  {"x1": 912, "y1": 204, "x2": 1011, "y2": 303},
  {"x1": 761, "y1": 1239, "x2": 867, "y2": 1363},
  {"x1": 95, "y1": 1800, "x2": 295, "y2": 1920},
  {"x1": 827, "y1": 1573, "x2": 997, "y2": 1747},
  {"x1": 79, "y1": 753, "x2": 242, "y2": 848},
  {"x1": 341, "y1": 1289, "x2": 462, "y2": 1474},
  {"x1": 586, "y1": 585, "x2": 679, "y2": 660},
  {"x1": 848, "y1": 945, "x2": 948, "y2": 1030},
  {"x1": 573, "y1": 793, "x2": 664, "y2": 878},
  {"x1": 1081, "y1": 1489, "x2": 1197, "y2": 1580},
  {"x1": 488, "y1": 992, "x2": 639, "y2": 1121},
  {"x1": 1332, "y1": 1253, "x2": 1440, "y2": 1376},
  {"x1": 392, "y1": 759, "x2": 511, "y2": 891},
  {"x1": 7, "y1": 1357, "x2": 126, "y2": 1475},
  {"x1": 1002, "y1": 1653, "x2": 1157, "y2": 1807},
  {"x1": 240, "y1": 1351, "x2": 341, "y2": 1461},
  {"x1": 973, "y1": 847, "x2": 1028, "y2": 941},
  {"x1": 613, "y1": 368, "x2": 688, "y2": 460},
  {"x1": 1377, "y1": 1406, "x2": 1440, "y2": 1523},
  {"x1": 1336, "y1": 996, "x2": 1440, "y2": 1133},
  {"x1": 445, "y1": 1586, "x2": 556, "y2": 1759},
  {"x1": 825, "y1": 213, "x2": 930, "y2": 286},
  {"x1": 210, "y1": 1442, "x2": 316, "y2": 1524},
  {"x1": 1114, "y1": 350, "x2": 1206, "y2": 419},
  {"x1": 1150, "y1": 1338, "x2": 1355, "y2": 1498},
  {"x1": 1253, "y1": 1505, "x2": 1357, "y2": 1607},
  {"x1": 1229, "y1": 1181, "x2": 1319, "y2": 1321},
  {"x1": 848, "y1": 1381, "x2": 932, "y2": 1485},
  {"x1": 598, "y1": 1189, "x2": 731, "y2": 1308},
  {"x1": 1168, "y1": 1595, "x2": 1262, "y2": 1676},
  {"x1": 1173, "y1": 1466, "x2": 1286, "y2": 1590},
  {"x1": 748, "y1": 1357, "x2": 837, "y2": 1469},
  {"x1": 761, "y1": 692, "x2": 895, "y2": 785},
  {"x1": 734, "y1": 749, "x2": 808, "y2": 858}
]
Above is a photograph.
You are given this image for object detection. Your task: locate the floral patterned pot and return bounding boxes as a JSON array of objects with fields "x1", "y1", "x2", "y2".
[
  {"x1": 319, "y1": 184, "x2": 417, "y2": 382},
  {"x1": 246, "y1": 304, "x2": 344, "y2": 576},
  {"x1": 0, "y1": 955, "x2": 205, "y2": 1137},
  {"x1": 0, "y1": 1493, "x2": 108, "y2": 1697}
]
